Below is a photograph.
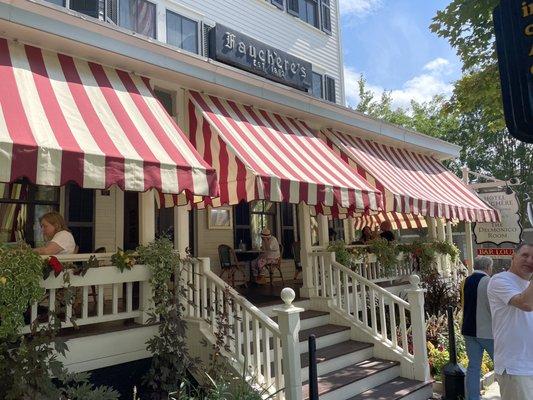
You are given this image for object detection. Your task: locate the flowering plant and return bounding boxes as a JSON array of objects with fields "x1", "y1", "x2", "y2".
[
  {"x1": 111, "y1": 248, "x2": 136, "y2": 272},
  {"x1": 42, "y1": 256, "x2": 64, "y2": 279}
]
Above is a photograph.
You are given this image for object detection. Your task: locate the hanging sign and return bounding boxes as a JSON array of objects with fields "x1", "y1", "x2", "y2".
[
  {"x1": 493, "y1": 0, "x2": 533, "y2": 143},
  {"x1": 474, "y1": 190, "x2": 523, "y2": 245},
  {"x1": 476, "y1": 248, "x2": 515, "y2": 257},
  {"x1": 209, "y1": 24, "x2": 312, "y2": 91}
]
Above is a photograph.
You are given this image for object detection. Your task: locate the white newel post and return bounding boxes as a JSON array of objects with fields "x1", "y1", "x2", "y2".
[
  {"x1": 298, "y1": 204, "x2": 315, "y2": 298},
  {"x1": 406, "y1": 275, "x2": 430, "y2": 382},
  {"x1": 274, "y1": 288, "x2": 303, "y2": 400}
]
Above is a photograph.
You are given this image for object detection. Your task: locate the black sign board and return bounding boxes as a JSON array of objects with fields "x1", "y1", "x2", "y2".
[
  {"x1": 209, "y1": 25, "x2": 312, "y2": 91},
  {"x1": 494, "y1": 1, "x2": 533, "y2": 142}
]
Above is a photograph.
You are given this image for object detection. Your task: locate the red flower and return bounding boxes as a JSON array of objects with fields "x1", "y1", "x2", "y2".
[{"x1": 48, "y1": 256, "x2": 63, "y2": 277}]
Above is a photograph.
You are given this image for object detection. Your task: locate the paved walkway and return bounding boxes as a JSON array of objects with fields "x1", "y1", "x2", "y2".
[{"x1": 482, "y1": 382, "x2": 501, "y2": 399}]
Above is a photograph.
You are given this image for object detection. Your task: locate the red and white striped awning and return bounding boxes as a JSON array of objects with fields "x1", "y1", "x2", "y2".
[
  {"x1": 0, "y1": 38, "x2": 218, "y2": 198},
  {"x1": 320, "y1": 128, "x2": 499, "y2": 223},
  {"x1": 184, "y1": 91, "x2": 382, "y2": 211}
]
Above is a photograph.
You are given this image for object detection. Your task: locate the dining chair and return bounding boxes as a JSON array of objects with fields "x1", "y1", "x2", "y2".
[
  {"x1": 264, "y1": 243, "x2": 284, "y2": 286},
  {"x1": 218, "y1": 244, "x2": 247, "y2": 287}
]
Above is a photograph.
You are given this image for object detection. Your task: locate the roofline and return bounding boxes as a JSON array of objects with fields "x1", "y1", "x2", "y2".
[{"x1": 0, "y1": 0, "x2": 460, "y2": 160}]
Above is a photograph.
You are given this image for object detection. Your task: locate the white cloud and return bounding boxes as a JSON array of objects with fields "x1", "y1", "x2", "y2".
[
  {"x1": 344, "y1": 59, "x2": 455, "y2": 110},
  {"x1": 423, "y1": 57, "x2": 453, "y2": 75},
  {"x1": 339, "y1": 0, "x2": 382, "y2": 16}
]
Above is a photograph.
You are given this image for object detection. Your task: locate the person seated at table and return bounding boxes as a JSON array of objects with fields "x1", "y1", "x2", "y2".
[
  {"x1": 379, "y1": 221, "x2": 396, "y2": 242},
  {"x1": 251, "y1": 228, "x2": 280, "y2": 284},
  {"x1": 34, "y1": 211, "x2": 76, "y2": 255},
  {"x1": 353, "y1": 226, "x2": 374, "y2": 244}
]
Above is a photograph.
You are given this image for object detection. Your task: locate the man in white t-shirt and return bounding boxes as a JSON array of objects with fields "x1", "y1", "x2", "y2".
[{"x1": 487, "y1": 242, "x2": 533, "y2": 399}]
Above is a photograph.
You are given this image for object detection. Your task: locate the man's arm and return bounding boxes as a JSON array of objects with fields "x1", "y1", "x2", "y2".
[{"x1": 509, "y1": 282, "x2": 533, "y2": 311}]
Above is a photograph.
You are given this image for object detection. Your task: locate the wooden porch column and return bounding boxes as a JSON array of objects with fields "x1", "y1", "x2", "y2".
[
  {"x1": 426, "y1": 217, "x2": 437, "y2": 240},
  {"x1": 298, "y1": 203, "x2": 315, "y2": 298},
  {"x1": 436, "y1": 218, "x2": 449, "y2": 276},
  {"x1": 344, "y1": 217, "x2": 355, "y2": 244},
  {"x1": 462, "y1": 167, "x2": 474, "y2": 273},
  {"x1": 139, "y1": 190, "x2": 155, "y2": 246},
  {"x1": 174, "y1": 205, "x2": 189, "y2": 255},
  {"x1": 446, "y1": 221, "x2": 453, "y2": 243},
  {"x1": 317, "y1": 214, "x2": 329, "y2": 246}
]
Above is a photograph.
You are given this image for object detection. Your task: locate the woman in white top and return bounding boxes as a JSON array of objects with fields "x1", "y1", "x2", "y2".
[
  {"x1": 34, "y1": 211, "x2": 76, "y2": 255},
  {"x1": 251, "y1": 228, "x2": 280, "y2": 282}
]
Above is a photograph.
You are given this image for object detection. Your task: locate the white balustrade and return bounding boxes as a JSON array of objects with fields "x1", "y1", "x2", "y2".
[
  {"x1": 308, "y1": 251, "x2": 430, "y2": 382},
  {"x1": 23, "y1": 256, "x2": 152, "y2": 334},
  {"x1": 188, "y1": 258, "x2": 300, "y2": 399}
]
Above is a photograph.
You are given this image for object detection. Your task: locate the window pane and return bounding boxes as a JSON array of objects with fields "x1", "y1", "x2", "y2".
[
  {"x1": 250, "y1": 213, "x2": 275, "y2": 250},
  {"x1": 181, "y1": 17, "x2": 198, "y2": 53},
  {"x1": 120, "y1": 0, "x2": 156, "y2": 38},
  {"x1": 306, "y1": 0, "x2": 318, "y2": 27},
  {"x1": 155, "y1": 89, "x2": 174, "y2": 116},
  {"x1": 0, "y1": 203, "x2": 27, "y2": 243},
  {"x1": 69, "y1": 226, "x2": 93, "y2": 253},
  {"x1": 34, "y1": 205, "x2": 59, "y2": 247},
  {"x1": 281, "y1": 203, "x2": 294, "y2": 226},
  {"x1": 155, "y1": 206, "x2": 174, "y2": 240},
  {"x1": 0, "y1": 183, "x2": 28, "y2": 201},
  {"x1": 166, "y1": 11, "x2": 183, "y2": 48},
  {"x1": 281, "y1": 229, "x2": 295, "y2": 258},
  {"x1": 44, "y1": 0, "x2": 65, "y2": 6},
  {"x1": 68, "y1": 185, "x2": 94, "y2": 223},
  {"x1": 70, "y1": 0, "x2": 100, "y2": 18},
  {"x1": 34, "y1": 186, "x2": 60, "y2": 202},
  {"x1": 234, "y1": 202, "x2": 250, "y2": 225}
]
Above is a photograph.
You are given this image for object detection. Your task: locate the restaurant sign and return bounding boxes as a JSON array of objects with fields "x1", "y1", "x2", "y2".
[
  {"x1": 493, "y1": 1, "x2": 533, "y2": 143},
  {"x1": 474, "y1": 190, "x2": 522, "y2": 245},
  {"x1": 209, "y1": 25, "x2": 312, "y2": 91},
  {"x1": 476, "y1": 248, "x2": 515, "y2": 258}
]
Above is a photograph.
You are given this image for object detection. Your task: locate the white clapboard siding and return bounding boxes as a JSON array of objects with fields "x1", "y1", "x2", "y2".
[{"x1": 161, "y1": 0, "x2": 343, "y2": 103}]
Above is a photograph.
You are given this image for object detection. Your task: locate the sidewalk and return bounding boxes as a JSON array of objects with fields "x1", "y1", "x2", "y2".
[{"x1": 482, "y1": 382, "x2": 501, "y2": 399}]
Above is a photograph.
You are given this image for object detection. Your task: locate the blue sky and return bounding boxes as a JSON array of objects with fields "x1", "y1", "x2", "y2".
[{"x1": 339, "y1": 0, "x2": 461, "y2": 109}]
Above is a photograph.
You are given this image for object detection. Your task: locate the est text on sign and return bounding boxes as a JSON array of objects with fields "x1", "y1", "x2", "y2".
[
  {"x1": 209, "y1": 25, "x2": 312, "y2": 91},
  {"x1": 474, "y1": 190, "x2": 522, "y2": 245},
  {"x1": 493, "y1": 1, "x2": 533, "y2": 143}
]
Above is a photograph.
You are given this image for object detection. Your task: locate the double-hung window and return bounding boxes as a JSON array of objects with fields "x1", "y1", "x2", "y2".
[
  {"x1": 119, "y1": 0, "x2": 156, "y2": 39},
  {"x1": 298, "y1": 0, "x2": 319, "y2": 28},
  {"x1": 166, "y1": 11, "x2": 199, "y2": 54}
]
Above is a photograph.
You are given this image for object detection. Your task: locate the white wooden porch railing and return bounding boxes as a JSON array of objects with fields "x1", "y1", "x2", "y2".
[
  {"x1": 185, "y1": 259, "x2": 303, "y2": 400},
  {"x1": 309, "y1": 251, "x2": 429, "y2": 382},
  {"x1": 23, "y1": 253, "x2": 152, "y2": 334}
]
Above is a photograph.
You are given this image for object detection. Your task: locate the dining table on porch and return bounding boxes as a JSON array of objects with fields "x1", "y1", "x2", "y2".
[{"x1": 233, "y1": 249, "x2": 261, "y2": 283}]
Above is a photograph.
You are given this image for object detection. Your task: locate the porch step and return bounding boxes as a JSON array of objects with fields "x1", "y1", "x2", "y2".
[
  {"x1": 302, "y1": 358, "x2": 400, "y2": 400},
  {"x1": 300, "y1": 340, "x2": 374, "y2": 378},
  {"x1": 347, "y1": 377, "x2": 433, "y2": 400},
  {"x1": 272, "y1": 310, "x2": 330, "y2": 330},
  {"x1": 298, "y1": 324, "x2": 351, "y2": 352}
]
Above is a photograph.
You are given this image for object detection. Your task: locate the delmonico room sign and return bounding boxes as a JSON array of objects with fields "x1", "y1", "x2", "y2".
[
  {"x1": 494, "y1": 1, "x2": 533, "y2": 143},
  {"x1": 474, "y1": 190, "x2": 523, "y2": 245},
  {"x1": 209, "y1": 25, "x2": 312, "y2": 91}
]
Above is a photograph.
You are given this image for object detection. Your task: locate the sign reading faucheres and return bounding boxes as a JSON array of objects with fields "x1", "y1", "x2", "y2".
[
  {"x1": 210, "y1": 25, "x2": 312, "y2": 91},
  {"x1": 474, "y1": 190, "x2": 523, "y2": 245}
]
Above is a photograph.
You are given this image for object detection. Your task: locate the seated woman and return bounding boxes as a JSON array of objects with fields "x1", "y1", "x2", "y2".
[
  {"x1": 34, "y1": 212, "x2": 76, "y2": 255},
  {"x1": 251, "y1": 228, "x2": 280, "y2": 284},
  {"x1": 353, "y1": 226, "x2": 374, "y2": 245}
]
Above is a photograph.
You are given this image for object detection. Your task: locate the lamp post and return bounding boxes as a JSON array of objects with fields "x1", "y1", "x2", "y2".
[{"x1": 443, "y1": 306, "x2": 465, "y2": 399}]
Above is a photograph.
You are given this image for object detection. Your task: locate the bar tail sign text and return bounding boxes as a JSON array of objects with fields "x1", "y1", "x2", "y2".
[{"x1": 494, "y1": 0, "x2": 533, "y2": 142}]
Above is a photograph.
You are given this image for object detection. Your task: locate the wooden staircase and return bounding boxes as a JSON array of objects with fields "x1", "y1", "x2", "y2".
[{"x1": 268, "y1": 302, "x2": 433, "y2": 400}]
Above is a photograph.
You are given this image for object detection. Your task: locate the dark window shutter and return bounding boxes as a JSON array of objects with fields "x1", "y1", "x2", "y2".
[
  {"x1": 70, "y1": 0, "x2": 100, "y2": 18},
  {"x1": 321, "y1": 0, "x2": 331, "y2": 33},
  {"x1": 287, "y1": 0, "x2": 299, "y2": 16},
  {"x1": 271, "y1": 0, "x2": 284, "y2": 10},
  {"x1": 105, "y1": 0, "x2": 117, "y2": 23},
  {"x1": 202, "y1": 23, "x2": 213, "y2": 57},
  {"x1": 325, "y1": 76, "x2": 336, "y2": 103}
]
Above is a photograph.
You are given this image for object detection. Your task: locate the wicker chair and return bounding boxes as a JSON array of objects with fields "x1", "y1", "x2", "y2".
[
  {"x1": 218, "y1": 244, "x2": 247, "y2": 287},
  {"x1": 264, "y1": 243, "x2": 284, "y2": 286}
]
